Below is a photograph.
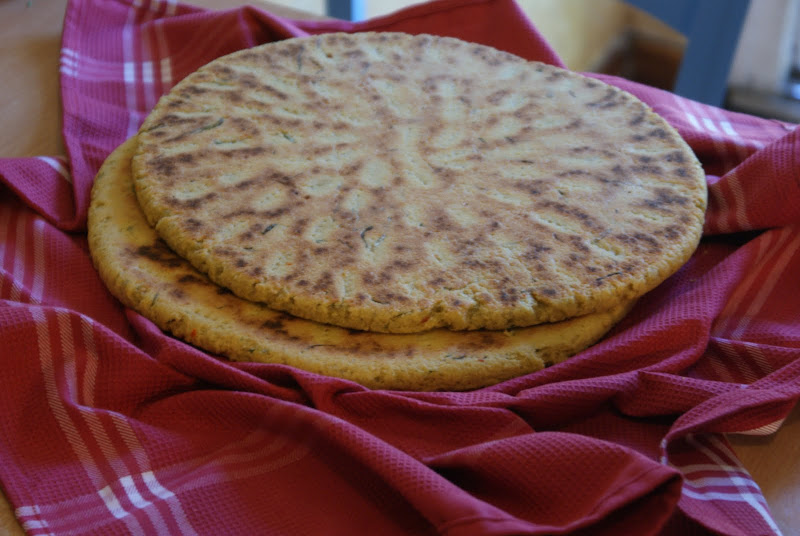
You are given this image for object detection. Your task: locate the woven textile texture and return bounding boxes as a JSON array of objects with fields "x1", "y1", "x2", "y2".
[{"x1": 1, "y1": 0, "x2": 799, "y2": 534}]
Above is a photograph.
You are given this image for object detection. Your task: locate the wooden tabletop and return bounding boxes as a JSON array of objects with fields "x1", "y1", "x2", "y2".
[{"x1": 0, "y1": 1, "x2": 797, "y2": 534}]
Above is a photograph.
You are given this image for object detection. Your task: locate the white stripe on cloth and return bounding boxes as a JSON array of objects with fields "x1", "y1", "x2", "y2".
[
  {"x1": 110, "y1": 421, "x2": 199, "y2": 534},
  {"x1": 703, "y1": 346, "x2": 740, "y2": 384},
  {"x1": 703, "y1": 173, "x2": 731, "y2": 234},
  {"x1": 711, "y1": 106, "x2": 764, "y2": 233},
  {"x1": 21, "y1": 520, "x2": 49, "y2": 530},
  {"x1": 152, "y1": 408, "x2": 313, "y2": 497},
  {"x1": 737, "y1": 342, "x2": 774, "y2": 379},
  {"x1": 125, "y1": 1, "x2": 172, "y2": 133},
  {"x1": 712, "y1": 228, "x2": 790, "y2": 338},
  {"x1": 28, "y1": 308, "x2": 197, "y2": 533},
  {"x1": 678, "y1": 462, "x2": 751, "y2": 474},
  {"x1": 684, "y1": 475, "x2": 762, "y2": 490},
  {"x1": 60, "y1": 48, "x2": 79, "y2": 78},
  {"x1": 142, "y1": 60, "x2": 156, "y2": 110},
  {"x1": 0, "y1": 211, "x2": 45, "y2": 305},
  {"x1": 686, "y1": 434, "x2": 782, "y2": 535},
  {"x1": 735, "y1": 418, "x2": 786, "y2": 436},
  {"x1": 701, "y1": 117, "x2": 720, "y2": 134},
  {"x1": 163, "y1": 12, "x2": 243, "y2": 84},
  {"x1": 57, "y1": 312, "x2": 173, "y2": 533},
  {"x1": 719, "y1": 119, "x2": 766, "y2": 150},
  {"x1": 98, "y1": 485, "x2": 130, "y2": 520},
  {"x1": 730, "y1": 229, "x2": 800, "y2": 341},
  {"x1": 31, "y1": 218, "x2": 46, "y2": 304},
  {"x1": 10, "y1": 211, "x2": 27, "y2": 302},
  {"x1": 32, "y1": 307, "x2": 146, "y2": 534},
  {"x1": 141, "y1": 470, "x2": 199, "y2": 533},
  {"x1": 0, "y1": 204, "x2": 11, "y2": 257},
  {"x1": 712, "y1": 339, "x2": 770, "y2": 383},
  {"x1": 675, "y1": 94, "x2": 754, "y2": 232},
  {"x1": 681, "y1": 487, "x2": 774, "y2": 503},
  {"x1": 123, "y1": 5, "x2": 140, "y2": 138},
  {"x1": 0, "y1": 206, "x2": 14, "y2": 299},
  {"x1": 160, "y1": 56, "x2": 172, "y2": 89},
  {"x1": 15, "y1": 505, "x2": 41, "y2": 517},
  {"x1": 121, "y1": 475, "x2": 154, "y2": 509},
  {"x1": 64, "y1": 313, "x2": 193, "y2": 535},
  {"x1": 722, "y1": 168, "x2": 751, "y2": 232},
  {"x1": 80, "y1": 318, "x2": 99, "y2": 407},
  {"x1": 678, "y1": 104, "x2": 735, "y2": 234},
  {"x1": 142, "y1": 472, "x2": 177, "y2": 500},
  {"x1": 136, "y1": 0, "x2": 173, "y2": 14},
  {"x1": 142, "y1": 61, "x2": 154, "y2": 85},
  {"x1": 154, "y1": 19, "x2": 173, "y2": 94},
  {"x1": 707, "y1": 105, "x2": 756, "y2": 233},
  {"x1": 62, "y1": 48, "x2": 130, "y2": 82},
  {"x1": 15, "y1": 505, "x2": 55, "y2": 536},
  {"x1": 35, "y1": 157, "x2": 72, "y2": 185}
]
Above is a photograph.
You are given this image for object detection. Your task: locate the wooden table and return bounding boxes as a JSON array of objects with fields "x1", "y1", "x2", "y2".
[{"x1": 1, "y1": 1, "x2": 798, "y2": 534}]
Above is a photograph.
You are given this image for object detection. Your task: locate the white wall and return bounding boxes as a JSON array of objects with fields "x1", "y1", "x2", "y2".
[{"x1": 728, "y1": 0, "x2": 800, "y2": 93}]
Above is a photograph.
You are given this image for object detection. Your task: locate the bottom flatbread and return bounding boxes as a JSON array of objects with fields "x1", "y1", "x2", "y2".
[{"x1": 88, "y1": 137, "x2": 634, "y2": 391}]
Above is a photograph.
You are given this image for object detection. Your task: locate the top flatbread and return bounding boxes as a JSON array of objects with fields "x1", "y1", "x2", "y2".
[{"x1": 133, "y1": 32, "x2": 706, "y2": 333}]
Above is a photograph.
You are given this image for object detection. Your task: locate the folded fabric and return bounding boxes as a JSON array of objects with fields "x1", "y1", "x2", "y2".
[{"x1": 1, "y1": 0, "x2": 798, "y2": 534}]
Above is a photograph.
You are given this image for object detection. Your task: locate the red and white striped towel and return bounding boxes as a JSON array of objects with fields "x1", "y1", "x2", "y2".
[{"x1": 1, "y1": 0, "x2": 798, "y2": 534}]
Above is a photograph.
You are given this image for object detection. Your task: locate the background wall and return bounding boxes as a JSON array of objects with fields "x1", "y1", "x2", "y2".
[{"x1": 263, "y1": 0, "x2": 682, "y2": 73}]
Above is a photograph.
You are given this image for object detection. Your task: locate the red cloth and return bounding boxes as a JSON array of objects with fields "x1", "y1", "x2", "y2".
[{"x1": 1, "y1": 0, "x2": 798, "y2": 534}]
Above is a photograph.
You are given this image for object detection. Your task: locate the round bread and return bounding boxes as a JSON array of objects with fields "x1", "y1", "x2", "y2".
[
  {"x1": 91, "y1": 137, "x2": 634, "y2": 391},
  {"x1": 132, "y1": 32, "x2": 705, "y2": 333}
]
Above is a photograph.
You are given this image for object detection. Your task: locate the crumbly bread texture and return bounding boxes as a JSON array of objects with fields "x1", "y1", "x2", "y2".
[
  {"x1": 132, "y1": 32, "x2": 705, "y2": 333},
  {"x1": 90, "y1": 137, "x2": 634, "y2": 391}
]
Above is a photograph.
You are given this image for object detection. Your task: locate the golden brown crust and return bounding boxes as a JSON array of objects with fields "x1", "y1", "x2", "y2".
[
  {"x1": 91, "y1": 137, "x2": 633, "y2": 391},
  {"x1": 132, "y1": 32, "x2": 705, "y2": 333}
]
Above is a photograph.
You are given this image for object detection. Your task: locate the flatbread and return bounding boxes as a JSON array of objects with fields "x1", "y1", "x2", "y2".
[
  {"x1": 90, "y1": 137, "x2": 634, "y2": 391},
  {"x1": 132, "y1": 32, "x2": 705, "y2": 333}
]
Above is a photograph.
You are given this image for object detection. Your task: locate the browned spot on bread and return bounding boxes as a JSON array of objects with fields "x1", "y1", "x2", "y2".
[
  {"x1": 512, "y1": 180, "x2": 545, "y2": 196},
  {"x1": 587, "y1": 88, "x2": 618, "y2": 108},
  {"x1": 540, "y1": 287, "x2": 558, "y2": 297},
  {"x1": 132, "y1": 243, "x2": 184, "y2": 268},
  {"x1": 642, "y1": 188, "x2": 689, "y2": 211},
  {"x1": 291, "y1": 218, "x2": 309, "y2": 236},
  {"x1": 522, "y1": 243, "x2": 553, "y2": 261},
  {"x1": 665, "y1": 151, "x2": 687, "y2": 163},
  {"x1": 615, "y1": 232, "x2": 661, "y2": 253},
  {"x1": 260, "y1": 318, "x2": 285, "y2": 330},
  {"x1": 219, "y1": 147, "x2": 267, "y2": 159},
  {"x1": 539, "y1": 200, "x2": 603, "y2": 231},
  {"x1": 629, "y1": 112, "x2": 646, "y2": 126},
  {"x1": 148, "y1": 152, "x2": 195, "y2": 177},
  {"x1": 487, "y1": 89, "x2": 510, "y2": 104},
  {"x1": 168, "y1": 288, "x2": 186, "y2": 300},
  {"x1": 223, "y1": 208, "x2": 257, "y2": 220},
  {"x1": 177, "y1": 274, "x2": 205, "y2": 284},
  {"x1": 183, "y1": 85, "x2": 208, "y2": 96},
  {"x1": 168, "y1": 192, "x2": 218, "y2": 210},
  {"x1": 313, "y1": 271, "x2": 334, "y2": 292},
  {"x1": 631, "y1": 164, "x2": 664, "y2": 176}
]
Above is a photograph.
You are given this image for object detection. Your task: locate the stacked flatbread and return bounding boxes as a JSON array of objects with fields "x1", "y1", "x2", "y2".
[{"x1": 88, "y1": 32, "x2": 706, "y2": 391}]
